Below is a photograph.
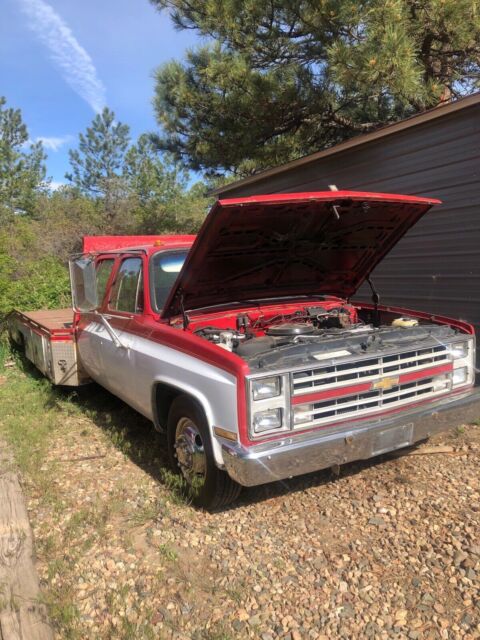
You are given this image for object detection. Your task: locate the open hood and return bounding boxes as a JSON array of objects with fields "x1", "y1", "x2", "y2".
[{"x1": 161, "y1": 191, "x2": 440, "y2": 319}]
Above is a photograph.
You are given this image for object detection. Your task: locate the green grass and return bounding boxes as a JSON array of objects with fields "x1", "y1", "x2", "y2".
[
  {"x1": 129, "y1": 494, "x2": 164, "y2": 527},
  {"x1": 0, "y1": 356, "x2": 60, "y2": 479},
  {"x1": 41, "y1": 588, "x2": 81, "y2": 640},
  {"x1": 157, "y1": 543, "x2": 178, "y2": 562},
  {"x1": 202, "y1": 628, "x2": 235, "y2": 640},
  {"x1": 0, "y1": 339, "x2": 10, "y2": 371},
  {"x1": 158, "y1": 467, "x2": 191, "y2": 505}
]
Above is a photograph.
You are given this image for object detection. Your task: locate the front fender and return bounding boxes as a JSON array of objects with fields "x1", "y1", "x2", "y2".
[{"x1": 151, "y1": 370, "x2": 237, "y2": 467}]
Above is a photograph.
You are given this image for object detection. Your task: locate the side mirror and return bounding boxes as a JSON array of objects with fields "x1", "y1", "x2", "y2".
[{"x1": 69, "y1": 255, "x2": 99, "y2": 312}]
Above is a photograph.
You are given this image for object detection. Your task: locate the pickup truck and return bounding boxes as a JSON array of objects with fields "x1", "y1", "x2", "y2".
[{"x1": 9, "y1": 191, "x2": 480, "y2": 509}]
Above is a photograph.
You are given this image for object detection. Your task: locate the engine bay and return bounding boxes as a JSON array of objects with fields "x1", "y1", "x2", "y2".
[{"x1": 188, "y1": 300, "x2": 461, "y2": 371}]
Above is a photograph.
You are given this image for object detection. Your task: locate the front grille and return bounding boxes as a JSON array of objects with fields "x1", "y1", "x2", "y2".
[
  {"x1": 292, "y1": 344, "x2": 450, "y2": 396},
  {"x1": 293, "y1": 377, "x2": 449, "y2": 429}
]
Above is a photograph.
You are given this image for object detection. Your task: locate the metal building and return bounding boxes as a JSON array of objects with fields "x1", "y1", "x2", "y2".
[{"x1": 212, "y1": 93, "x2": 480, "y2": 361}]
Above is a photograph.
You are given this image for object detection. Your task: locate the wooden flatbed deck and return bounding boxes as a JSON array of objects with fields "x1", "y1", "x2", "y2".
[{"x1": 17, "y1": 309, "x2": 74, "y2": 333}]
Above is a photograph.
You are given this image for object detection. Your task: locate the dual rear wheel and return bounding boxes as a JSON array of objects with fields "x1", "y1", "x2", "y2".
[{"x1": 167, "y1": 396, "x2": 241, "y2": 510}]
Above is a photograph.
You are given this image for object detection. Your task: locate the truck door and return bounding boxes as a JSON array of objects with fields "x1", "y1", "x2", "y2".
[
  {"x1": 76, "y1": 256, "x2": 116, "y2": 380},
  {"x1": 99, "y1": 255, "x2": 145, "y2": 410}
]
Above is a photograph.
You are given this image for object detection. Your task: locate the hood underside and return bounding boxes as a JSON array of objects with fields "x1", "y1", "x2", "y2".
[{"x1": 161, "y1": 191, "x2": 440, "y2": 319}]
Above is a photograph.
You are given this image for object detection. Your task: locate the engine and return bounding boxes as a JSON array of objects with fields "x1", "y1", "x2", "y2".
[
  {"x1": 194, "y1": 305, "x2": 373, "y2": 358},
  {"x1": 191, "y1": 302, "x2": 457, "y2": 372}
]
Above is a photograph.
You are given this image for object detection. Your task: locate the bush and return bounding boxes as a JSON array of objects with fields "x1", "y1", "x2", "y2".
[
  {"x1": 0, "y1": 255, "x2": 70, "y2": 314},
  {"x1": 0, "y1": 219, "x2": 71, "y2": 315}
]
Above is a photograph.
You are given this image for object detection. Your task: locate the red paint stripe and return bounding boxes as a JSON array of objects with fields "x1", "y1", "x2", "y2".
[
  {"x1": 292, "y1": 382, "x2": 372, "y2": 405},
  {"x1": 398, "y1": 362, "x2": 452, "y2": 384},
  {"x1": 292, "y1": 363, "x2": 453, "y2": 406}
]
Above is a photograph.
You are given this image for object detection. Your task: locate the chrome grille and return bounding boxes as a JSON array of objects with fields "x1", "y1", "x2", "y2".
[
  {"x1": 293, "y1": 377, "x2": 450, "y2": 429},
  {"x1": 292, "y1": 345, "x2": 450, "y2": 396}
]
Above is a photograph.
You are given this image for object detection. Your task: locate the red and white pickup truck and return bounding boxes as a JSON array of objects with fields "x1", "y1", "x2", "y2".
[{"x1": 9, "y1": 191, "x2": 480, "y2": 508}]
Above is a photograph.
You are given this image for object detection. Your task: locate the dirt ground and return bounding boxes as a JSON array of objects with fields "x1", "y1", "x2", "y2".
[{"x1": 1, "y1": 361, "x2": 480, "y2": 639}]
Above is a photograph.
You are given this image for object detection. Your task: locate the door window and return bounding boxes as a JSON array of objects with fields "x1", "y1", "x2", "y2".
[
  {"x1": 110, "y1": 257, "x2": 144, "y2": 313},
  {"x1": 95, "y1": 258, "x2": 115, "y2": 305}
]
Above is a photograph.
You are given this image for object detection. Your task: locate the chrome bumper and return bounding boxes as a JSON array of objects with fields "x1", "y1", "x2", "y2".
[{"x1": 221, "y1": 389, "x2": 480, "y2": 487}]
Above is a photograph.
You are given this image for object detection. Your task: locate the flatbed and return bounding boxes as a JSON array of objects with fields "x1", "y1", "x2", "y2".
[
  {"x1": 16, "y1": 309, "x2": 74, "y2": 332},
  {"x1": 9, "y1": 309, "x2": 88, "y2": 386}
]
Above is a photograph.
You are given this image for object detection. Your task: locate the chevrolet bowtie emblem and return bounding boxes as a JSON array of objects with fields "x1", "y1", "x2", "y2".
[{"x1": 372, "y1": 376, "x2": 399, "y2": 391}]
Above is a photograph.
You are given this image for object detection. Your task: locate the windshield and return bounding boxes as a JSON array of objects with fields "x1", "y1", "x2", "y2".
[{"x1": 150, "y1": 250, "x2": 188, "y2": 311}]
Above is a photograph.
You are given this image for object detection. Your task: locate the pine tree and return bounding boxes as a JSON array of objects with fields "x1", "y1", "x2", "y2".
[
  {"x1": 0, "y1": 96, "x2": 46, "y2": 219},
  {"x1": 123, "y1": 134, "x2": 182, "y2": 208},
  {"x1": 66, "y1": 107, "x2": 130, "y2": 220},
  {"x1": 123, "y1": 134, "x2": 209, "y2": 232},
  {"x1": 151, "y1": 0, "x2": 480, "y2": 176}
]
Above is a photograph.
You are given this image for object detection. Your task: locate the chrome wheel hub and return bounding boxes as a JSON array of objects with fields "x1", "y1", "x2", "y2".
[{"x1": 174, "y1": 417, "x2": 206, "y2": 485}]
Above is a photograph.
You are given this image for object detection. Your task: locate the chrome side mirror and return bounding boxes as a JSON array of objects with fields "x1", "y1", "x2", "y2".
[{"x1": 69, "y1": 255, "x2": 99, "y2": 312}]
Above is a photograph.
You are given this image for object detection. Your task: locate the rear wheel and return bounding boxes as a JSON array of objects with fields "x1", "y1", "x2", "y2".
[{"x1": 167, "y1": 395, "x2": 241, "y2": 510}]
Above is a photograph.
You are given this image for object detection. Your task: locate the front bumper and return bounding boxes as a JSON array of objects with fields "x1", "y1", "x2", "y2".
[{"x1": 221, "y1": 389, "x2": 480, "y2": 487}]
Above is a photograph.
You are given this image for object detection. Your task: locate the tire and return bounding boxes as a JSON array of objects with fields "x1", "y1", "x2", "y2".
[{"x1": 167, "y1": 395, "x2": 241, "y2": 510}]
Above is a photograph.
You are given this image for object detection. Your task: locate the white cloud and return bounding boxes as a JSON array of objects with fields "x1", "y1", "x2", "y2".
[
  {"x1": 18, "y1": 0, "x2": 106, "y2": 113},
  {"x1": 35, "y1": 134, "x2": 73, "y2": 151},
  {"x1": 49, "y1": 180, "x2": 67, "y2": 191}
]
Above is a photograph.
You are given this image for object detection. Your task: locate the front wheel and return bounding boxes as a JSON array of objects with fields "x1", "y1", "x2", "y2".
[{"x1": 167, "y1": 396, "x2": 241, "y2": 510}]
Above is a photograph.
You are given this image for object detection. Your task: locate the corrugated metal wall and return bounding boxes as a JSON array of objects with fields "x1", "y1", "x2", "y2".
[{"x1": 222, "y1": 104, "x2": 480, "y2": 363}]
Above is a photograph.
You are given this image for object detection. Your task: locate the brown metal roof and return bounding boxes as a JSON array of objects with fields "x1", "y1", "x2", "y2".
[{"x1": 211, "y1": 92, "x2": 480, "y2": 197}]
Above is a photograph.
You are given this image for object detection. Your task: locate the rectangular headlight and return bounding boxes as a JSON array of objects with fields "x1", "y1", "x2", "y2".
[
  {"x1": 452, "y1": 366, "x2": 468, "y2": 386},
  {"x1": 253, "y1": 408, "x2": 283, "y2": 433},
  {"x1": 449, "y1": 342, "x2": 468, "y2": 359},
  {"x1": 252, "y1": 376, "x2": 281, "y2": 401}
]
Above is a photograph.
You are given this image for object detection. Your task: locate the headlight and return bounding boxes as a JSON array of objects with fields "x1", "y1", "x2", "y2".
[
  {"x1": 252, "y1": 376, "x2": 281, "y2": 400},
  {"x1": 449, "y1": 338, "x2": 474, "y2": 388},
  {"x1": 253, "y1": 408, "x2": 283, "y2": 433},
  {"x1": 452, "y1": 366, "x2": 468, "y2": 386},
  {"x1": 449, "y1": 342, "x2": 468, "y2": 359}
]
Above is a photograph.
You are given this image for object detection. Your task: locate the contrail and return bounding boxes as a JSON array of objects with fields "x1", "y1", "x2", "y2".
[
  {"x1": 17, "y1": 0, "x2": 106, "y2": 113},
  {"x1": 35, "y1": 135, "x2": 73, "y2": 151}
]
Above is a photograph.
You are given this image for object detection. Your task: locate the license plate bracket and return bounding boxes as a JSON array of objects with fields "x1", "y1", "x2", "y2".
[{"x1": 372, "y1": 422, "x2": 414, "y2": 456}]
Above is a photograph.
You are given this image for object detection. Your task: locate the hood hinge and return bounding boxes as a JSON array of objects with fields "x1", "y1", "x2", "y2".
[
  {"x1": 179, "y1": 290, "x2": 190, "y2": 330},
  {"x1": 366, "y1": 277, "x2": 380, "y2": 326}
]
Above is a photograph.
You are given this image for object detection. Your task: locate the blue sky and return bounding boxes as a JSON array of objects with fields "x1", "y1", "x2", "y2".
[{"x1": 1, "y1": 0, "x2": 200, "y2": 186}]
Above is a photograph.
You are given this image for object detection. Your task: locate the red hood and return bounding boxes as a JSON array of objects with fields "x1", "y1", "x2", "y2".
[{"x1": 161, "y1": 191, "x2": 440, "y2": 319}]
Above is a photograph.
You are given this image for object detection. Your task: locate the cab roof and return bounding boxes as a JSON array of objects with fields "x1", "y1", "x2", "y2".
[{"x1": 82, "y1": 235, "x2": 196, "y2": 254}]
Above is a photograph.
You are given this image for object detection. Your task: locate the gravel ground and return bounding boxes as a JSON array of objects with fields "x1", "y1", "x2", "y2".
[{"x1": 18, "y1": 389, "x2": 480, "y2": 639}]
